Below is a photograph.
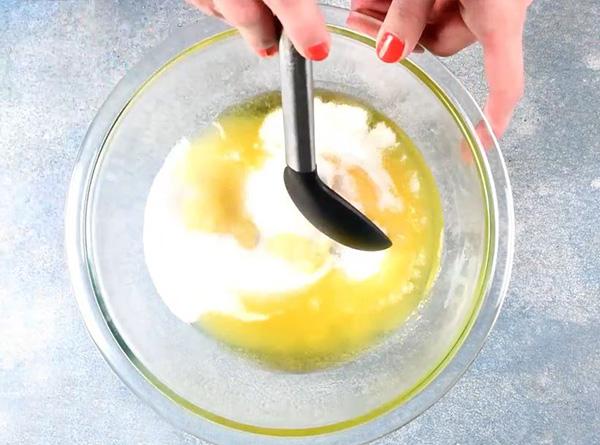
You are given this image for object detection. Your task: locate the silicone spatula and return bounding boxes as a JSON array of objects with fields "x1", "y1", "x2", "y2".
[{"x1": 279, "y1": 34, "x2": 392, "y2": 251}]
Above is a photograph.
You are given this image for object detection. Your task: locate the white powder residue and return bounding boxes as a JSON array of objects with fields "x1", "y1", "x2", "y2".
[
  {"x1": 409, "y1": 172, "x2": 421, "y2": 194},
  {"x1": 144, "y1": 99, "x2": 401, "y2": 323},
  {"x1": 584, "y1": 53, "x2": 600, "y2": 71},
  {"x1": 337, "y1": 248, "x2": 386, "y2": 281},
  {"x1": 591, "y1": 178, "x2": 600, "y2": 190}
]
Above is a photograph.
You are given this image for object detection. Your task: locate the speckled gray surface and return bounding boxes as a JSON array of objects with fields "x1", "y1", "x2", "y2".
[{"x1": 1, "y1": 0, "x2": 599, "y2": 444}]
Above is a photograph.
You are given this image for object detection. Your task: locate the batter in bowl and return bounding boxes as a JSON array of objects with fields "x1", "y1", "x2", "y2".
[{"x1": 144, "y1": 91, "x2": 443, "y2": 371}]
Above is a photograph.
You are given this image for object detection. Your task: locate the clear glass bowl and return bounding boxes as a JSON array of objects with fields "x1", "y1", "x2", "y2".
[{"x1": 65, "y1": 6, "x2": 514, "y2": 444}]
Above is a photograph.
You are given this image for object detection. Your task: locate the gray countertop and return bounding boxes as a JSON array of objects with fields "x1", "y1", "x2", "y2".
[{"x1": 1, "y1": 0, "x2": 599, "y2": 443}]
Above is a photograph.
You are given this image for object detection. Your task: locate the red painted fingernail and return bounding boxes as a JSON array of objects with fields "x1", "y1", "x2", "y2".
[
  {"x1": 376, "y1": 32, "x2": 405, "y2": 63},
  {"x1": 257, "y1": 45, "x2": 278, "y2": 58},
  {"x1": 265, "y1": 45, "x2": 278, "y2": 57},
  {"x1": 306, "y1": 42, "x2": 329, "y2": 61}
]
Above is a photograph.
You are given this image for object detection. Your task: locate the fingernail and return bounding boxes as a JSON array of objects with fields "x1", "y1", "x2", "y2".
[
  {"x1": 257, "y1": 45, "x2": 278, "y2": 58},
  {"x1": 306, "y1": 42, "x2": 329, "y2": 61},
  {"x1": 376, "y1": 32, "x2": 405, "y2": 63}
]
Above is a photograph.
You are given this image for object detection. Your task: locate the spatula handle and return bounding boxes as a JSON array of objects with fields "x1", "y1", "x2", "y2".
[{"x1": 280, "y1": 33, "x2": 316, "y2": 173}]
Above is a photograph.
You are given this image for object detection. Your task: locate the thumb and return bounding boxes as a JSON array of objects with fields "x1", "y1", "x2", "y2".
[{"x1": 376, "y1": 0, "x2": 434, "y2": 63}]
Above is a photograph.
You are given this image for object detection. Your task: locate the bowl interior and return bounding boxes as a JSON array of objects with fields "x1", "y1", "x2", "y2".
[{"x1": 85, "y1": 25, "x2": 492, "y2": 435}]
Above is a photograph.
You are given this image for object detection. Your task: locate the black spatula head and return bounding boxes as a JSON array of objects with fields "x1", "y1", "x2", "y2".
[
  {"x1": 284, "y1": 167, "x2": 392, "y2": 251},
  {"x1": 279, "y1": 33, "x2": 392, "y2": 252}
]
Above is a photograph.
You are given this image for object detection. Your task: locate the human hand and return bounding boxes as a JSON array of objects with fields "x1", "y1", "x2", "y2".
[
  {"x1": 188, "y1": 0, "x2": 530, "y2": 142},
  {"x1": 186, "y1": 0, "x2": 330, "y2": 60},
  {"x1": 350, "y1": 0, "x2": 531, "y2": 141}
]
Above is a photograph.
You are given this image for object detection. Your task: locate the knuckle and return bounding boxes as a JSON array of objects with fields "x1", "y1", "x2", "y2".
[
  {"x1": 393, "y1": 0, "x2": 433, "y2": 24},
  {"x1": 430, "y1": 44, "x2": 457, "y2": 57},
  {"x1": 396, "y1": 5, "x2": 426, "y2": 25},
  {"x1": 230, "y1": 6, "x2": 265, "y2": 27}
]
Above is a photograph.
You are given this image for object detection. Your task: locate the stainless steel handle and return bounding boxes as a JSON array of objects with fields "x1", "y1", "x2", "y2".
[{"x1": 279, "y1": 33, "x2": 316, "y2": 173}]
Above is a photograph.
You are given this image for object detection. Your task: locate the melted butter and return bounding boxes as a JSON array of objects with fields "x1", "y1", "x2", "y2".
[
  {"x1": 178, "y1": 116, "x2": 266, "y2": 248},
  {"x1": 181, "y1": 91, "x2": 443, "y2": 371}
]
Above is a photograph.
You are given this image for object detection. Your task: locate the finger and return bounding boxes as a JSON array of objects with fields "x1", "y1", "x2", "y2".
[
  {"x1": 481, "y1": 29, "x2": 525, "y2": 138},
  {"x1": 346, "y1": 10, "x2": 424, "y2": 55},
  {"x1": 264, "y1": 0, "x2": 330, "y2": 61},
  {"x1": 459, "y1": 119, "x2": 496, "y2": 162},
  {"x1": 214, "y1": 0, "x2": 278, "y2": 56},
  {"x1": 346, "y1": 10, "x2": 382, "y2": 38},
  {"x1": 419, "y1": 12, "x2": 476, "y2": 56},
  {"x1": 187, "y1": 0, "x2": 223, "y2": 18},
  {"x1": 351, "y1": 0, "x2": 390, "y2": 21},
  {"x1": 376, "y1": 0, "x2": 435, "y2": 63},
  {"x1": 347, "y1": 0, "x2": 388, "y2": 39}
]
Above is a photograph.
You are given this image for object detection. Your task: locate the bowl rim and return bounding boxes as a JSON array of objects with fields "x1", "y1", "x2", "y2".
[{"x1": 65, "y1": 6, "x2": 514, "y2": 444}]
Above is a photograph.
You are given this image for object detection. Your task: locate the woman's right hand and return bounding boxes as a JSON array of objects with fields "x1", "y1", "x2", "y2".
[{"x1": 349, "y1": 0, "x2": 530, "y2": 143}]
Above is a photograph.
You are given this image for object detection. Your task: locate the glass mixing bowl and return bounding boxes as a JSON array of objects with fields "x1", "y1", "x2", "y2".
[{"x1": 65, "y1": 5, "x2": 514, "y2": 444}]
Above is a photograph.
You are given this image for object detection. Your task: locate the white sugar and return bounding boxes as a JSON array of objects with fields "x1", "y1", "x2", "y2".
[{"x1": 144, "y1": 99, "x2": 400, "y2": 323}]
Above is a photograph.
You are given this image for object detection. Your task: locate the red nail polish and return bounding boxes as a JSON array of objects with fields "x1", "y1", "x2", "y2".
[
  {"x1": 306, "y1": 42, "x2": 329, "y2": 61},
  {"x1": 265, "y1": 45, "x2": 278, "y2": 57},
  {"x1": 257, "y1": 45, "x2": 278, "y2": 58},
  {"x1": 376, "y1": 32, "x2": 404, "y2": 63}
]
